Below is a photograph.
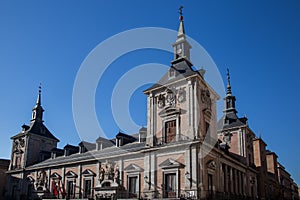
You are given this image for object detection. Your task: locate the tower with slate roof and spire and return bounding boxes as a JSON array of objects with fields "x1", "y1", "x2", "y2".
[
  {"x1": 217, "y1": 69, "x2": 255, "y2": 165},
  {"x1": 9, "y1": 85, "x2": 59, "y2": 170},
  {"x1": 144, "y1": 6, "x2": 219, "y2": 148}
]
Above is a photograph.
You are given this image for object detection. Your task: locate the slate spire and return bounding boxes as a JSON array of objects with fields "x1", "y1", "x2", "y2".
[
  {"x1": 31, "y1": 83, "x2": 44, "y2": 122},
  {"x1": 224, "y1": 69, "x2": 237, "y2": 114},
  {"x1": 226, "y1": 68, "x2": 232, "y2": 96},
  {"x1": 36, "y1": 83, "x2": 42, "y2": 106}
]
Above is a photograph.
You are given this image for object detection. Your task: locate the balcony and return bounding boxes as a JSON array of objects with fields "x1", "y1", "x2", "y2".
[{"x1": 154, "y1": 134, "x2": 193, "y2": 146}]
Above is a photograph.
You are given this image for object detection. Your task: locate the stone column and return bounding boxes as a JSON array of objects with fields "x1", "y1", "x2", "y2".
[
  {"x1": 118, "y1": 158, "x2": 124, "y2": 187},
  {"x1": 191, "y1": 147, "x2": 197, "y2": 191},
  {"x1": 188, "y1": 79, "x2": 193, "y2": 138},
  {"x1": 47, "y1": 168, "x2": 51, "y2": 190},
  {"x1": 224, "y1": 165, "x2": 228, "y2": 193},
  {"x1": 97, "y1": 161, "x2": 101, "y2": 186},
  {"x1": 62, "y1": 167, "x2": 65, "y2": 194},
  {"x1": 78, "y1": 164, "x2": 82, "y2": 198},
  {"x1": 144, "y1": 153, "x2": 150, "y2": 190},
  {"x1": 230, "y1": 167, "x2": 233, "y2": 194},
  {"x1": 185, "y1": 148, "x2": 191, "y2": 189},
  {"x1": 193, "y1": 81, "x2": 198, "y2": 138},
  {"x1": 150, "y1": 153, "x2": 156, "y2": 191},
  {"x1": 146, "y1": 93, "x2": 154, "y2": 146}
]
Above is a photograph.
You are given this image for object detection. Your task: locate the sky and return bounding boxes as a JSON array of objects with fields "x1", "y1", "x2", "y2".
[{"x1": 0, "y1": 0, "x2": 299, "y2": 184}]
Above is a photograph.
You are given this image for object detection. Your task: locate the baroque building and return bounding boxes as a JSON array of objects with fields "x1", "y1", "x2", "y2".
[{"x1": 5, "y1": 10, "x2": 298, "y2": 200}]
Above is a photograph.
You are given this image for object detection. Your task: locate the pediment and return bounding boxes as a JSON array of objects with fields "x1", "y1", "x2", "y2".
[
  {"x1": 207, "y1": 160, "x2": 216, "y2": 170},
  {"x1": 124, "y1": 164, "x2": 143, "y2": 172},
  {"x1": 159, "y1": 107, "x2": 180, "y2": 118},
  {"x1": 82, "y1": 169, "x2": 96, "y2": 177},
  {"x1": 65, "y1": 171, "x2": 77, "y2": 178},
  {"x1": 159, "y1": 158, "x2": 183, "y2": 169},
  {"x1": 50, "y1": 172, "x2": 61, "y2": 180}
]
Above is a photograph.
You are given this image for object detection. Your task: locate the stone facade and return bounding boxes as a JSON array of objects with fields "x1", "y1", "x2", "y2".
[
  {"x1": 5, "y1": 10, "x2": 299, "y2": 200},
  {"x1": 0, "y1": 159, "x2": 10, "y2": 200}
]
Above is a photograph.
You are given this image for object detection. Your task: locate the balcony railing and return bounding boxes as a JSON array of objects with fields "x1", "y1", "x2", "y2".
[{"x1": 154, "y1": 134, "x2": 193, "y2": 146}]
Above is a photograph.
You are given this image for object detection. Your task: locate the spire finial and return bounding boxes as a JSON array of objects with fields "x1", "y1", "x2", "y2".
[
  {"x1": 227, "y1": 68, "x2": 231, "y2": 86},
  {"x1": 177, "y1": 6, "x2": 185, "y2": 37},
  {"x1": 39, "y1": 82, "x2": 42, "y2": 94},
  {"x1": 36, "y1": 82, "x2": 42, "y2": 106},
  {"x1": 226, "y1": 68, "x2": 232, "y2": 95},
  {"x1": 178, "y1": 5, "x2": 183, "y2": 16}
]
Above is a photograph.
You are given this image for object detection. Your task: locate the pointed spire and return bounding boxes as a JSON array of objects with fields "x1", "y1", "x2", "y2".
[
  {"x1": 31, "y1": 83, "x2": 44, "y2": 123},
  {"x1": 177, "y1": 6, "x2": 185, "y2": 38},
  {"x1": 226, "y1": 68, "x2": 232, "y2": 95},
  {"x1": 172, "y1": 6, "x2": 192, "y2": 63},
  {"x1": 36, "y1": 83, "x2": 42, "y2": 106},
  {"x1": 224, "y1": 68, "x2": 237, "y2": 114}
]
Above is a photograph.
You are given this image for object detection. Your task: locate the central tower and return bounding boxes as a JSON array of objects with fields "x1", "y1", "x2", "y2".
[{"x1": 144, "y1": 8, "x2": 219, "y2": 147}]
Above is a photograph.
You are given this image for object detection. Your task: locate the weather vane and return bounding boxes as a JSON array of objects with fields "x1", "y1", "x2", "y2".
[{"x1": 179, "y1": 6, "x2": 183, "y2": 16}]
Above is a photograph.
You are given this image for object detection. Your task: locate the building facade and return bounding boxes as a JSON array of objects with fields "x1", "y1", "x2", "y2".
[
  {"x1": 0, "y1": 159, "x2": 10, "y2": 200},
  {"x1": 5, "y1": 11, "x2": 298, "y2": 200}
]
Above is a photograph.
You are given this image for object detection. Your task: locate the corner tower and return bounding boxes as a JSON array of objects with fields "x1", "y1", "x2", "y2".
[
  {"x1": 217, "y1": 70, "x2": 255, "y2": 165},
  {"x1": 9, "y1": 86, "x2": 59, "y2": 170}
]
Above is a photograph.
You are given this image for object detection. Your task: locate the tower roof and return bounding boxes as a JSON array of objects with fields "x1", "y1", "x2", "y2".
[
  {"x1": 217, "y1": 69, "x2": 248, "y2": 131},
  {"x1": 11, "y1": 85, "x2": 59, "y2": 142},
  {"x1": 145, "y1": 6, "x2": 198, "y2": 93}
]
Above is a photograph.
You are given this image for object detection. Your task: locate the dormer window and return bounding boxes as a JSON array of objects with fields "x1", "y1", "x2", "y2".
[{"x1": 169, "y1": 68, "x2": 176, "y2": 79}]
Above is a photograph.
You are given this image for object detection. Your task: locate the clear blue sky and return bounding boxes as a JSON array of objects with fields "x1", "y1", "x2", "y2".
[{"x1": 0, "y1": 1, "x2": 299, "y2": 184}]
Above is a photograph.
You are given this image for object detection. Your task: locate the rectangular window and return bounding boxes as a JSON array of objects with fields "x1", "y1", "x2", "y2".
[
  {"x1": 164, "y1": 173, "x2": 176, "y2": 198},
  {"x1": 208, "y1": 174, "x2": 213, "y2": 198},
  {"x1": 84, "y1": 179, "x2": 92, "y2": 198},
  {"x1": 165, "y1": 120, "x2": 176, "y2": 143},
  {"x1": 128, "y1": 176, "x2": 138, "y2": 198},
  {"x1": 52, "y1": 181, "x2": 59, "y2": 196},
  {"x1": 15, "y1": 154, "x2": 21, "y2": 169},
  {"x1": 169, "y1": 68, "x2": 176, "y2": 79},
  {"x1": 67, "y1": 181, "x2": 74, "y2": 199}
]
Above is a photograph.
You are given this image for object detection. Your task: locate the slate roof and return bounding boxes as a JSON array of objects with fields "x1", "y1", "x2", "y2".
[
  {"x1": 27, "y1": 142, "x2": 146, "y2": 169},
  {"x1": 78, "y1": 141, "x2": 96, "y2": 151},
  {"x1": 11, "y1": 121, "x2": 59, "y2": 142},
  {"x1": 95, "y1": 137, "x2": 115, "y2": 148},
  {"x1": 51, "y1": 147, "x2": 64, "y2": 153},
  {"x1": 144, "y1": 58, "x2": 202, "y2": 92},
  {"x1": 116, "y1": 132, "x2": 137, "y2": 140},
  {"x1": 217, "y1": 112, "x2": 247, "y2": 131}
]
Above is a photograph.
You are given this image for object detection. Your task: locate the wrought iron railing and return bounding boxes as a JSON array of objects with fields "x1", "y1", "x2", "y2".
[{"x1": 154, "y1": 134, "x2": 193, "y2": 146}]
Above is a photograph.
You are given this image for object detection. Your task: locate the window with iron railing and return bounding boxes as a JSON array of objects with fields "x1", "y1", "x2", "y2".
[{"x1": 165, "y1": 120, "x2": 176, "y2": 143}]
